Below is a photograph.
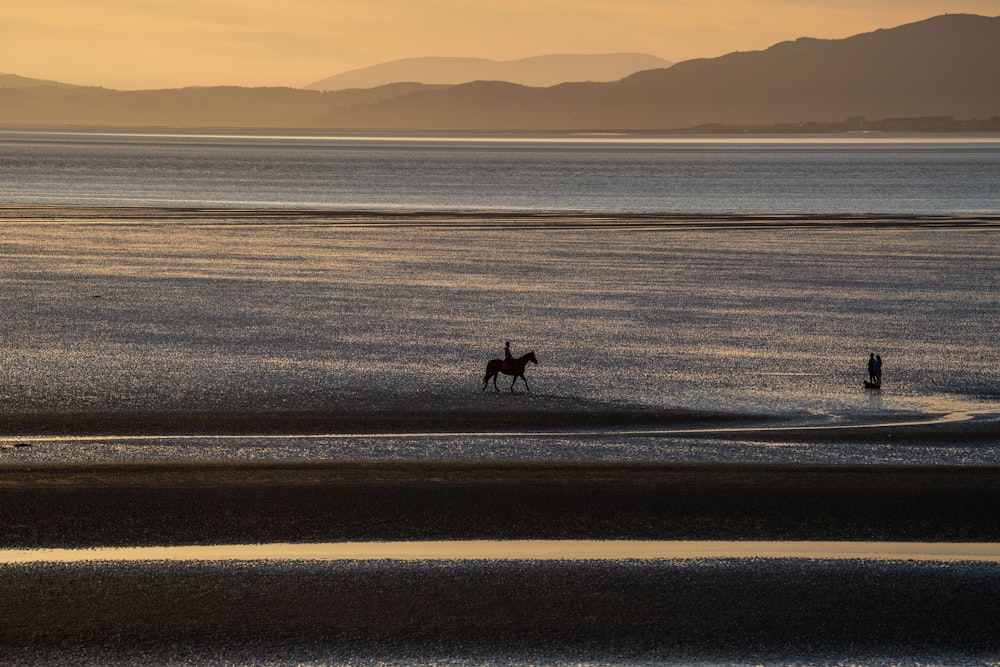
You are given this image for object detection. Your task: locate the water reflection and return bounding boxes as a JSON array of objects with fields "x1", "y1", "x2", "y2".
[{"x1": 5, "y1": 540, "x2": 1000, "y2": 564}]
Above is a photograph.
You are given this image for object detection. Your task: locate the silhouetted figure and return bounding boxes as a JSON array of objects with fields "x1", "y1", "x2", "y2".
[
  {"x1": 873, "y1": 355, "x2": 883, "y2": 387},
  {"x1": 868, "y1": 353, "x2": 877, "y2": 384},
  {"x1": 502, "y1": 341, "x2": 513, "y2": 373},
  {"x1": 483, "y1": 351, "x2": 539, "y2": 392}
]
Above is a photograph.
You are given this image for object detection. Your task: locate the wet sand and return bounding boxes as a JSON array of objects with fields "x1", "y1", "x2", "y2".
[
  {"x1": 0, "y1": 405, "x2": 763, "y2": 437},
  {"x1": 2, "y1": 460, "x2": 1000, "y2": 661},
  {"x1": 2, "y1": 206, "x2": 999, "y2": 661},
  {"x1": 3, "y1": 460, "x2": 1000, "y2": 547},
  {"x1": 0, "y1": 396, "x2": 995, "y2": 442},
  {"x1": 3, "y1": 559, "x2": 1000, "y2": 663}
]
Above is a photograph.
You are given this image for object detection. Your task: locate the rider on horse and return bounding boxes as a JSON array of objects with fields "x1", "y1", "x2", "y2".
[
  {"x1": 502, "y1": 341, "x2": 513, "y2": 373},
  {"x1": 484, "y1": 345, "x2": 538, "y2": 392}
]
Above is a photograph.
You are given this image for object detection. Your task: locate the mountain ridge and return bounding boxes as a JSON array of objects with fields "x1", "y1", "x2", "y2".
[
  {"x1": 0, "y1": 73, "x2": 86, "y2": 89},
  {"x1": 304, "y1": 53, "x2": 673, "y2": 90},
  {"x1": 2, "y1": 14, "x2": 997, "y2": 131},
  {"x1": 320, "y1": 13, "x2": 1000, "y2": 130}
]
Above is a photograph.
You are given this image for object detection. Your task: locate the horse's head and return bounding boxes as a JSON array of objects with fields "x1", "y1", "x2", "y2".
[{"x1": 527, "y1": 351, "x2": 538, "y2": 365}]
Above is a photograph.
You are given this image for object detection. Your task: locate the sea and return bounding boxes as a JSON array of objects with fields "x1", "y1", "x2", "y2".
[
  {"x1": 2, "y1": 128, "x2": 1000, "y2": 665},
  {"x1": 1, "y1": 128, "x2": 999, "y2": 465},
  {"x1": 1, "y1": 129, "x2": 999, "y2": 213}
]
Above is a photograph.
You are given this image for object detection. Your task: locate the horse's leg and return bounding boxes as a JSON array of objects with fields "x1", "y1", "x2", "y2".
[{"x1": 493, "y1": 372, "x2": 500, "y2": 391}]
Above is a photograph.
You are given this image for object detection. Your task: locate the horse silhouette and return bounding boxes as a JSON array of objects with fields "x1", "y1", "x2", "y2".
[{"x1": 482, "y1": 351, "x2": 538, "y2": 392}]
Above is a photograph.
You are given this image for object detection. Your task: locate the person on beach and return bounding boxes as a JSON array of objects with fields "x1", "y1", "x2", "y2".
[
  {"x1": 502, "y1": 341, "x2": 513, "y2": 372},
  {"x1": 873, "y1": 355, "x2": 883, "y2": 387},
  {"x1": 868, "y1": 353, "x2": 877, "y2": 384}
]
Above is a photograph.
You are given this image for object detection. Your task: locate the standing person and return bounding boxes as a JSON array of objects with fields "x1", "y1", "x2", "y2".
[
  {"x1": 867, "y1": 353, "x2": 877, "y2": 385},
  {"x1": 873, "y1": 355, "x2": 883, "y2": 387}
]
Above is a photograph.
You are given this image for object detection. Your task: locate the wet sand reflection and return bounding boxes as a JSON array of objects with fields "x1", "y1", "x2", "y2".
[{"x1": 5, "y1": 540, "x2": 1000, "y2": 564}]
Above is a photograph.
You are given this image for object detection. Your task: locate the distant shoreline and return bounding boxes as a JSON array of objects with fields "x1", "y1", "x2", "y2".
[
  {"x1": 3, "y1": 204, "x2": 1000, "y2": 229},
  {"x1": 4, "y1": 121, "x2": 1000, "y2": 133}
]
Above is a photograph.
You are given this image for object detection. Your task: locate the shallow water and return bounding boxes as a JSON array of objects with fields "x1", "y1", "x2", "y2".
[
  {"x1": 3, "y1": 221, "x2": 996, "y2": 411},
  {"x1": 3, "y1": 413, "x2": 1000, "y2": 464},
  {"x1": 2, "y1": 219, "x2": 998, "y2": 465},
  {"x1": 7, "y1": 540, "x2": 1000, "y2": 564}
]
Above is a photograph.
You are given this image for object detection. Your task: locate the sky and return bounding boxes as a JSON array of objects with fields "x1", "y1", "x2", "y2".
[{"x1": 4, "y1": 0, "x2": 999, "y2": 90}]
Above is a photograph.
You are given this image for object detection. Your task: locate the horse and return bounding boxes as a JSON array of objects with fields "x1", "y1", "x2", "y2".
[{"x1": 482, "y1": 351, "x2": 538, "y2": 392}]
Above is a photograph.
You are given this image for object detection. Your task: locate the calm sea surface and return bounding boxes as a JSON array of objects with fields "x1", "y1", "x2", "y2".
[{"x1": 1, "y1": 129, "x2": 999, "y2": 213}]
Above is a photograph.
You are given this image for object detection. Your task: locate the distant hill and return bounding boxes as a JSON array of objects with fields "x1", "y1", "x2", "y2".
[
  {"x1": 0, "y1": 83, "x2": 445, "y2": 127},
  {"x1": 305, "y1": 53, "x2": 673, "y2": 90},
  {"x1": 0, "y1": 73, "x2": 82, "y2": 89},
  {"x1": 320, "y1": 13, "x2": 1000, "y2": 130},
  {"x1": 0, "y1": 73, "x2": 97, "y2": 99},
  {"x1": 2, "y1": 15, "x2": 997, "y2": 131}
]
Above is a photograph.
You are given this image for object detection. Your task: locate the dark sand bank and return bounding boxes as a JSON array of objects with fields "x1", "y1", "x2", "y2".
[
  {"x1": 2, "y1": 463, "x2": 999, "y2": 664},
  {"x1": 0, "y1": 403, "x2": 994, "y2": 441},
  {"x1": 2, "y1": 461, "x2": 1000, "y2": 548},
  {"x1": 3, "y1": 559, "x2": 1000, "y2": 662},
  {"x1": 5, "y1": 461, "x2": 999, "y2": 662},
  {"x1": 0, "y1": 406, "x2": 765, "y2": 436}
]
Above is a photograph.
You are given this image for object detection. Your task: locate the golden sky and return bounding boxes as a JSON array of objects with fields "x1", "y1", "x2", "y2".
[{"x1": 4, "y1": 0, "x2": 998, "y2": 90}]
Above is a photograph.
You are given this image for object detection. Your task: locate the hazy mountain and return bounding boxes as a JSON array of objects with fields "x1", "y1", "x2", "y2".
[
  {"x1": 0, "y1": 83, "x2": 444, "y2": 127},
  {"x1": 0, "y1": 73, "x2": 100, "y2": 100},
  {"x1": 320, "y1": 13, "x2": 1000, "y2": 130},
  {"x1": 316, "y1": 82, "x2": 450, "y2": 105},
  {"x1": 0, "y1": 73, "x2": 83, "y2": 89},
  {"x1": 304, "y1": 53, "x2": 673, "y2": 90},
  {"x1": 2, "y1": 15, "x2": 997, "y2": 131}
]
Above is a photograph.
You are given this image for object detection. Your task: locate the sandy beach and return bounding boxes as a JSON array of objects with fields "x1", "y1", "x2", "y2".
[{"x1": 1, "y1": 206, "x2": 998, "y2": 662}]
